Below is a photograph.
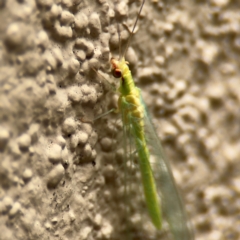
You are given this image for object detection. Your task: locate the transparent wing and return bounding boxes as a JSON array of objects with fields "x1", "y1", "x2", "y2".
[
  {"x1": 119, "y1": 96, "x2": 163, "y2": 239},
  {"x1": 112, "y1": 91, "x2": 193, "y2": 239},
  {"x1": 140, "y1": 93, "x2": 194, "y2": 240}
]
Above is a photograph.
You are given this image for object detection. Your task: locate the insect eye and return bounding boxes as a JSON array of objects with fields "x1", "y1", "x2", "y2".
[{"x1": 112, "y1": 68, "x2": 122, "y2": 78}]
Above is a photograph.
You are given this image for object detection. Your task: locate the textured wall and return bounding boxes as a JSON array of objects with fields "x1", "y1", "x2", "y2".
[{"x1": 0, "y1": 0, "x2": 240, "y2": 239}]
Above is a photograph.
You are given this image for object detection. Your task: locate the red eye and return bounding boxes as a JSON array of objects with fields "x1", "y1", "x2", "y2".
[{"x1": 112, "y1": 68, "x2": 122, "y2": 78}]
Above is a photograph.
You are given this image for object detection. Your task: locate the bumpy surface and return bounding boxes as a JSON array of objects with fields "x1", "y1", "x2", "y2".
[{"x1": 0, "y1": 0, "x2": 239, "y2": 240}]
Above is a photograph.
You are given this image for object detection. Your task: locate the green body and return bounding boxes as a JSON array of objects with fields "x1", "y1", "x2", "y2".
[
  {"x1": 112, "y1": 57, "x2": 162, "y2": 229},
  {"x1": 111, "y1": 57, "x2": 194, "y2": 240}
]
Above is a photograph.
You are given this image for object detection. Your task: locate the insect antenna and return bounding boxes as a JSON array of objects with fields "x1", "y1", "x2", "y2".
[
  {"x1": 113, "y1": 0, "x2": 122, "y2": 60},
  {"x1": 117, "y1": 18, "x2": 122, "y2": 61},
  {"x1": 122, "y1": 0, "x2": 146, "y2": 60}
]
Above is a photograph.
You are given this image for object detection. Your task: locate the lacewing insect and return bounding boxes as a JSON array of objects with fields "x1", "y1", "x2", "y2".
[{"x1": 99, "y1": 0, "x2": 194, "y2": 239}]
